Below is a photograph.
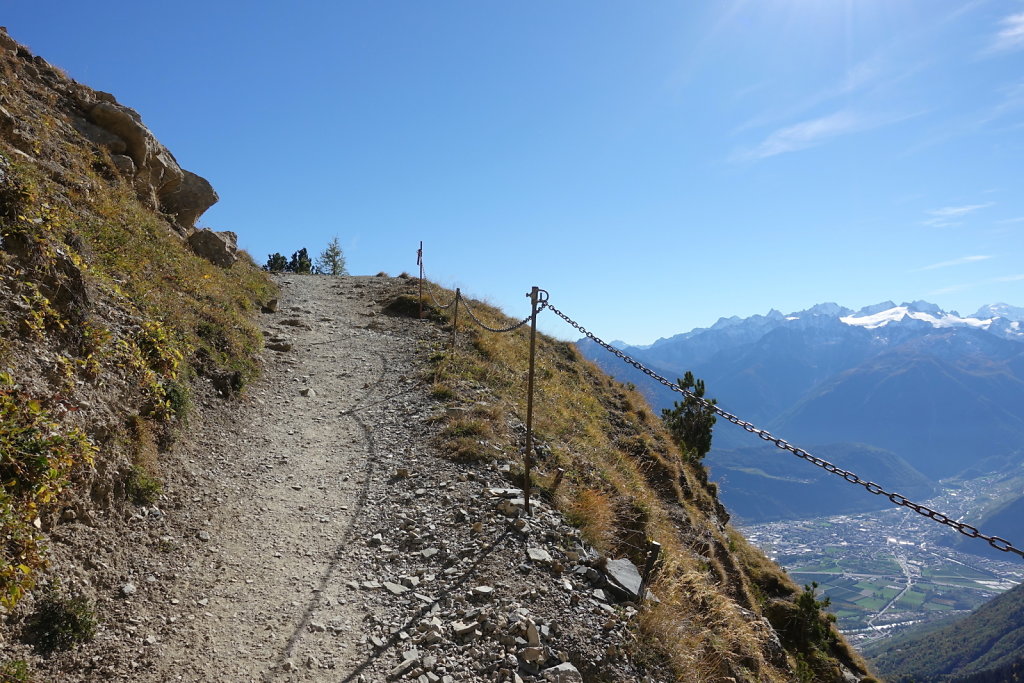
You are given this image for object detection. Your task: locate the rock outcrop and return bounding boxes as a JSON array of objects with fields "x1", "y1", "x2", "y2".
[{"x1": 0, "y1": 26, "x2": 218, "y2": 237}]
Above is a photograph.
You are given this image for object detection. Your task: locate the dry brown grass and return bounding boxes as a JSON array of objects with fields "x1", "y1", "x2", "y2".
[{"x1": 567, "y1": 488, "x2": 617, "y2": 549}]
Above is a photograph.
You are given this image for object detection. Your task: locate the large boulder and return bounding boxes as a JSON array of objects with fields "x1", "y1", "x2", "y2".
[
  {"x1": 542, "y1": 663, "x2": 583, "y2": 682},
  {"x1": 188, "y1": 228, "x2": 237, "y2": 268},
  {"x1": 2, "y1": 26, "x2": 218, "y2": 232},
  {"x1": 69, "y1": 115, "x2": 128, "y2": 155},
  {"x1": 161, "y1": 170, "x2": 218, "y2": 229}
]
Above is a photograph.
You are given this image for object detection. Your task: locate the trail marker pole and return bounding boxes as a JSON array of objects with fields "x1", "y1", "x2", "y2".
[
  {"x1": 552, "y1": 467, "x2": 565, "y2": 492},
  {"x1": 640, "y1": 541, "x2": 661, "y2": 603},
  {"x1": 417, "y1": 241, "x2": 423, "y2": 320},
  {"x1": 451, "y1": 288, "x2": 460, "y2": 349},
  {"x1": 523, "y1": 286, "x2": 540, "y2": 517}
]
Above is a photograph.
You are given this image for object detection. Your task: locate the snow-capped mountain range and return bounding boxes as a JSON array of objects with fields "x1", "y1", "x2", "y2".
[
  {"x1": 576, "y1": 301, "x2": 1024, "y2": 524},
  {"x1": 647, "y1": 301, "x2": 1024, "y2": 349}
]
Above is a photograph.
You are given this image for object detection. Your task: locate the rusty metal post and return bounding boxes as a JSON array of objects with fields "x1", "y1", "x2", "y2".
[
  {"x1": 640, "y1": 541, "x2": 662, "y2": 602},
  {"x1": 417, "y1": 241, "x2": 423, "y2": 320},
  {"x1": 451, "y1": 288, "x2": 460, "y2": 349},
  {"x1": 523, "y1": 286, "x2": 540, "y2": 516}
]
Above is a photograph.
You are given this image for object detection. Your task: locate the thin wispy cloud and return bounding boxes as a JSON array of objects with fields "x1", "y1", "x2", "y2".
[
  {"x1": 906, "y1": 81, "x2": 1024, "y2": 155},
  {"x1": 921, "y1": 203, "x2": 994, "y2": 227},
  {"x1": 735, "y1": 109, "x2": 928, "y2": 162},
  {"x1": 997, "y1": 216, "x2": 1024, "y2": 224},
  {"x1": 929, "y1": 203, "x2": 994, "y2": 217},
  {"x1": 977, "y1": 80, "x2": 1024, "y2": 126},
  {"x1": 734, "y1": 54, "x2": 896, "y2": 134},
  {"x1": 928, "y1": 273, "x2": 1024, "y2": 295},
  {"x1": 989, "y1": 12, "x2": 1024, "y2": 53},
  {"x1": 915, "y1": 255, "x2": 993, "y2": 271},
  {"x1": 737, "y1": 111, "x2": 861, "y2": 160}
]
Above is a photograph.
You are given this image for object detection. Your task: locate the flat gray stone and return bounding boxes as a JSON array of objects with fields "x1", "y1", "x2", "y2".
[
  {"x1": 527, "y1": 547, "x2": 553, "y2": 564},
  {"x1": 604, "y1": 557, "x2": 643, "y2": 601},
  {"x1": 542, "y1": 663, "x2": 583, "y2": 682}
]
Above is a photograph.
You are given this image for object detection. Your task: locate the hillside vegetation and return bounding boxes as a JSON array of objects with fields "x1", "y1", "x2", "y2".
[
  {"x1": 414, "y1": 288, "x2": 874, "y2": 681},
  {"x1": 0, "y1": 28, "x2": 273, "y2": 619},
  {"x1": 866, "y1": 581, "x2": 1024, "y2": 681}
]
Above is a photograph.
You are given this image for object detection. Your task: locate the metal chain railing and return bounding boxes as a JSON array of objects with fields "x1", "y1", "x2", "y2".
[
  {"x1": 424, "y1": 275, "x2": 459, "y2": 310},
  {"x1": 460, "y1": 296, "x2": 544, "y2": 334},
  {"x1": 545, "y1": 301, "x2": 1024, "y2": 559}
]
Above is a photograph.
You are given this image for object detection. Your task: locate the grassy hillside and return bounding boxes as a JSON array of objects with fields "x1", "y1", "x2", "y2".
[
  {"x1": 409, "y1": 288, "x2": 875, "y2": 681},
  {"x1": 0, "y1": 29, "x2": 274, "y2": 620},
  {"x1": 865, "y1": 581, "x2": 1024, "y2": 681}
]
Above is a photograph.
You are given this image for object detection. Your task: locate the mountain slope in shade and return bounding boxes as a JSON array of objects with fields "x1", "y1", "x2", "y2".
[
  {"x1": 948, "y1": 487, "x2": 1024, "y2": 561},
  {"x1": 865, "y1": 581, "x2": 1024, "y2": 681},
  {"x1": 772, "y1": 329, "x2": 1024, "y2": 480},
  {"x1": 707, "y1": 442, "x2": 935, "y2": 522}
]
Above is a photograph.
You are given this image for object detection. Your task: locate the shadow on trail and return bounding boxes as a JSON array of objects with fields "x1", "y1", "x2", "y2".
[
  {"x1": 338, "y1": 529, "x2": 513, "y2": 683},
  {"x1": 266, "y1": 339, "x2": 517, "y2": 681}
]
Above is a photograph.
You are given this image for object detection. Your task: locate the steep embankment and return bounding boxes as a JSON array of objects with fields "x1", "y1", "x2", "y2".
[
  {"x1": 0, "y1": 25, "x2": 272, "y2": 676},
  {"x1": 6, "y1": 271, "x2": 875, "y2": 682}
]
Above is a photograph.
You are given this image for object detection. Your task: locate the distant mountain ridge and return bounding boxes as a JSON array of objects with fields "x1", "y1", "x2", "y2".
[
  {"x1": 576, "y1": 301, "x2": 1024, "y2": 526},
  {"x1": 642, "y1": 301, "x2": 1024, "y2": 352}
]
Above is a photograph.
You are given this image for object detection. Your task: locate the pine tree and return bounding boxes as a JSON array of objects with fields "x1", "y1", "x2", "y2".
[
  {"x1": 288, "y1": 248, "x2": 312, "y2": 274},
  {"x1": 660, "y1": 371, "x2": 717, "y2": 462},
  {"x1": 316, "y1": 237, "x2": 347, "y2": 276},
  {"x1": 264, "y1": 252, "x2": 287, "y2": 272}
]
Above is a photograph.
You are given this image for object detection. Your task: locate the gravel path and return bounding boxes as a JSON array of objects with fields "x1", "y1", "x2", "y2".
[{"x1": 144, "y1": 274, "x2": 430, "y2": 681}]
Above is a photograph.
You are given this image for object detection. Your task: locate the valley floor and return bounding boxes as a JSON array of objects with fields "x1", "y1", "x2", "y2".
[{"x1": 740, "y1": 479, "x2": 1024, "y2": 649}]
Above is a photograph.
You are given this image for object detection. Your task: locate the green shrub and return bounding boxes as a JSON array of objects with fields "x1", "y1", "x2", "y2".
[
  {"x1": 126, "y1": 466, "x2": 162, "y2": 505},
  {"x1": 0, "y1": 372, "x2": 94, "y2": 608},
  {"x1": 0, "y1": 659, "x2": 31, "y2": 683},
  {"x1": 28, "y1": 590, "x2": 96, "y2": 653}
]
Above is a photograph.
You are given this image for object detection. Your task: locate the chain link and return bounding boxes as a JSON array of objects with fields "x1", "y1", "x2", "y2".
[
  {"x1": 422, "y1": 273, "x2": 458, "y2": 310},
  {"x1": 544, "y1": 301, "x2": 1024, "y2": 559},
  {"x1": 460, "y1": 296, "x2": 544, "y2": 333}
]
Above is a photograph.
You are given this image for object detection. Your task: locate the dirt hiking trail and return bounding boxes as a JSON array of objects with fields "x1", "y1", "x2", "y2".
[
  {"x1": 144, "y1": 274, "x2": 431, "y2": 681},
  {"x1": 33, "y1": 274, "x2": 650, "y2": 683}
]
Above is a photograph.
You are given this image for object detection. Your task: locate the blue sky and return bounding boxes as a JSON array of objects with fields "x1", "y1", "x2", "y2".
[{"x1": 5, "y1": 1, "x2": 1023, "y2": 343}]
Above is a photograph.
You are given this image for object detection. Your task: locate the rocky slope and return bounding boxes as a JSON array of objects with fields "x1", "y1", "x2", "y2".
[
  {"x1": 4, "y1": 272, "x2": 875, "y2": 681},
  {"x1": 0, "y1": 23, "x2": 273, "y2": 672}
]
